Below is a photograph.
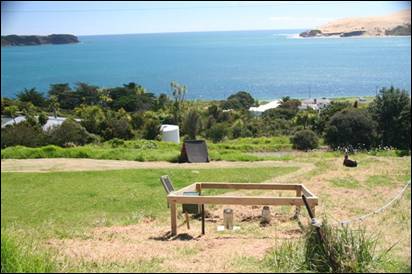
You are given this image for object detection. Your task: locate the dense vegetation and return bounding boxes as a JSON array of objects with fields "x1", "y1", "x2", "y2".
[{"x1": 1, "y1": 83, "x2": 410, "y2": 153}]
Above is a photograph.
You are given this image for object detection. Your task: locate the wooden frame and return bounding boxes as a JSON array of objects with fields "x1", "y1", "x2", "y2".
[{"x1": 167, "y1": 182, "x2": 318, "y2": 236}]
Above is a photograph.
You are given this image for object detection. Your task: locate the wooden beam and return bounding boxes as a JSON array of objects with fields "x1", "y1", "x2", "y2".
[
  {"x1": 168, "y1": 195, "x2": 318, "y2": 206},
  {"x1": 174, "y1": 183, "x2": 198, "y2": 195},
  {"x1": 302, "y1": 185, "x2": 317, "y2": 198},
  {"x1": 198, "y1": 183, "x2": 300, "y2": 190}
]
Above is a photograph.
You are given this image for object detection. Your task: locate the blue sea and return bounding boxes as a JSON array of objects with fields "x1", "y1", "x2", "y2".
[{"x1": 1, "y1": 30, "x2": 411, "y2": 100}]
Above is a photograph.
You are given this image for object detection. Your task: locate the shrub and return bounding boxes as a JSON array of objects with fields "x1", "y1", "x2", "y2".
[
  {"x1": 207, "y1": 123, "x2": 228, "y2": 143},
  {"x1": 108, "y1": 138, "x2": 125, "y2": 148},
  {"x1": 100, "y1": 116, "x2": 133, "y2": 140},
  {"x1": 48, "y1": 118, "x2": 96, "y2": 146},
  {"x1": 324, "y1": 109, "x2": 377, "y2": 149},
  {"x1": 368, "y1": 86, "x2": 411, "y2": 150},
  {"x1": 290, "y1": 129, "x2": 319, "y2": 151},
  {"x1": 142, "y1": 119, "x2": 160, "y2": 140},
  {"x1": 1, "y1": 122, "x2": 47, "y2": 148}
]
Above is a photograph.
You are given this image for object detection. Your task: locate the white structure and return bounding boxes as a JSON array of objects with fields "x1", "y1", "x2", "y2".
[
  {"x1": 160, "y1": 124, "x2": 180, "y2": 144},
  {"x1": 1, "y1": 115, "x2": 81, "y2": 131},
  {"x1": 249, "y1": 100, "x2": 281, "y2": 116},
  {"x1": 299, "y1": 98, "x2": 331, "y2": 111}
]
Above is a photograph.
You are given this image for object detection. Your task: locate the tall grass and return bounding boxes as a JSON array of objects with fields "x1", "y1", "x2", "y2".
[
  {"x1": 1, "y1": 232, "x2": 56, "y2": 273},
  {"x1": 304, "y1": 221, "x2": 378, "y2": 273},
  {"x1": 265, "y1": 220, "x2": 394, "y2": 273}
]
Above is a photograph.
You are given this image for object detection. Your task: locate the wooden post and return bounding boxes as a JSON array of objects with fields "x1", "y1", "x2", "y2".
[
  {"x1": 294, "y1": 187, "x2": 302, "y2": 218},
  {"x1": 171, "y1": 202, "x2": 177, "y2": 236},
  {"x1": 201, "y1": 204, "x2": 205, "y2": 235},
  {"x1": 185, "y1": 212, "x2": 190, "y2": 230}
]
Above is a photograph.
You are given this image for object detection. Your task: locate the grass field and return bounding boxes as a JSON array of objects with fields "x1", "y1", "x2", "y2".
[{"x1": 1, "y1": 150, "x2": 411, "y2": 272}]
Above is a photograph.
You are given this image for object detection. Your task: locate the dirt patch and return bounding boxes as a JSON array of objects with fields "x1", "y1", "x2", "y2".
[
  {"x1": 48, "y1": 216, "x2": 302, "y2": 272},
  {"x1": 1, "y1": 158, "x2": 307, "y2": 173}
]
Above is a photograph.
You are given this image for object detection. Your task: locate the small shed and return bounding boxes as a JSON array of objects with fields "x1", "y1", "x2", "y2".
[{"x1": 180, "y1": 140, "x2": 209, "y2": 163}]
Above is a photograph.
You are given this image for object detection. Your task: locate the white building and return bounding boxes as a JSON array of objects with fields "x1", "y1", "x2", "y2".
[
  {"x1": 1, "y1": 115, "x2": 81, "y2": 131},
  {"x1": 299, "y1": 98, "x2": 331, "y2": 111},
  {"x1": 160, "y1": 124, "x2": 180, "y2": 144},
  {"x1": 249, "y1": 100, "x2": 281, "y2": 116}
]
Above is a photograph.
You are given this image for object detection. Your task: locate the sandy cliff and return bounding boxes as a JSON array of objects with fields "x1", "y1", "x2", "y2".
[{"x1": 300, "y1": 9, "x2": 411, "y2": 37}]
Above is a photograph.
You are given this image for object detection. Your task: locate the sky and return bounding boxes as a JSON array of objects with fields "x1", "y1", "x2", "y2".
[{"x1": 1, "y1": 1, "x2": 410, "y2": 36}]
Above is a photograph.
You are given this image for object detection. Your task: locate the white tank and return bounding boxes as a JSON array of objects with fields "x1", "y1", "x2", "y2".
[{"x1": 160, "y1": 124, "x2": 180, "y2": 144}]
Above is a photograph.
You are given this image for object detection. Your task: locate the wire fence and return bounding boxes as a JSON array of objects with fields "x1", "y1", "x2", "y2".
[{"x1": 331, "y1": 180, "x2": 411, "y2": 226}]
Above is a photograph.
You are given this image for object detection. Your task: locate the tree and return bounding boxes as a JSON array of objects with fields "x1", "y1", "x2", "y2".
[
  {"x1": 21, "y1": 102, "x2": 37, "y2": 126},
  {"x1": 324, "y1": 109, "x2": 377, "y2": 150},
  {"x1": 263, "y1": 108, "x2": 298, "y2": 120},
  {"x1": 48, "y1": 95, "x2": 60, "y2": 118},
  {"x1": 222, "y1": 91, "x2": 255, "y2": 110},
  {"x1": 314, "y1": 101, "x2": 351, "y2": 134},
  {"x1": 17, "y1": 88, "x2": 46, "y2": 107},
  {"x1": 100, "y1": 115, "x2": 133, "y2": 140},
  {"x1": 295, "y1": 109, "x2": 317, "y2": 129},
  {"x1": 170, "y1": 81, "x2": 187, "y2": 124},
  {"x1": 183, "y1": 109, "x2": 202, "y2": 140},
  {"x1": 74, "y1": 104, "x2": 105, "y2": 134},
  {"x1": 3, "y1": 105, "x2": 19, "y2": 123},
  {"x1": 75, "y1": 82, "x2": 101, "y2": 105},
  {"x1": 38, "y1": 112, "x2": 49, "y2": 126},
  {"x1": 48, "y1": 83, "x2": 78, "y2": 109},
  {"x1": 368, "y1": 86, "x2": 411, "y2": 150},
  {"x1": 155, "y1": 93, "x2": 170, "y2": 111},
  {"x1": 108, "y1": 84, "x2": 156, "y2": 112}
]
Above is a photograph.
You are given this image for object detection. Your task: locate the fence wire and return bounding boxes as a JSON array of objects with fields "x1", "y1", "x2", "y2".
[{"x1": 331, "y1": 180, "x2": 411, "y2": 226}]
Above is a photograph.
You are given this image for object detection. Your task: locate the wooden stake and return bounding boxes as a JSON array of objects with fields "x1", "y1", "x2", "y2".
[
  {"x1": 171, "y1": 202, "x2": 177, "y2": 236},
  {"x1": 185, "y1": 211, "x2": 190, "y2": 230},
  {"x1": 201, "y1": 204, "x2": 205, "y2": 235}
]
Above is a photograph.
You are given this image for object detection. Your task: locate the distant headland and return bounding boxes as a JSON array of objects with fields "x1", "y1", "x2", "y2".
[
  {"x1": 1, "y1": 34, "x2": 79, "y2": 47},
  {"x1": 300, "y1": 9, "x2": 411, "y2": 38}
]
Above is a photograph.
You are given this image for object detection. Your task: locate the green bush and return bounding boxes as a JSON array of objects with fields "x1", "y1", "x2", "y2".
[
  {"x1": 324, "y1": 109, "x2": 377, "y2": 149},
  {"x1": 100, "y1": 116, "x2": 133, "y2": 140},
  {"x1": 142, "y1": 119, "x2": 160, "y2": 140},
  {"x1": 48, "y1": 118, "x2": 96, "y2": 146},
  {"x1": 290, "y1": 129, "x2": 319, "y2": 151},
  {"x1": 206, "y1": 123, "x2": 228, "y2": 143},
  {"x1": 1, "y1": 122, "x2": 47, "y2": 148}
]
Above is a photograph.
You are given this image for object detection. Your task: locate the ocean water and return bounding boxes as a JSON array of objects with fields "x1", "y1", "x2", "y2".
[{"x1": 1, "y1": 30, "x2": 411, "y2": 100}]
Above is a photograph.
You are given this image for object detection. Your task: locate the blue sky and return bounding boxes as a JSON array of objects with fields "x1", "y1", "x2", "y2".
[{"x1": 1, "y1": 1, "x2": 410, "y2": 35}]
